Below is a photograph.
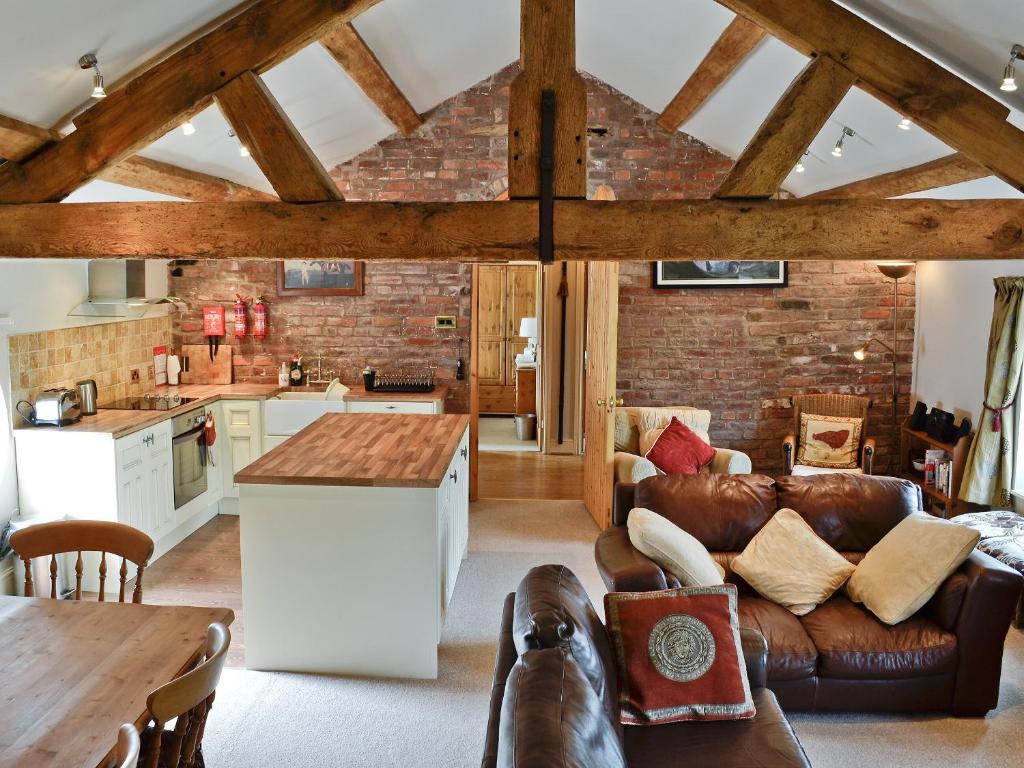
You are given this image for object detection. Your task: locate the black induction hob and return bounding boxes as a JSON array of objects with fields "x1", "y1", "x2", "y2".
[{"x1": 101, "y1": 394, "x2": 199, "y2": 411}]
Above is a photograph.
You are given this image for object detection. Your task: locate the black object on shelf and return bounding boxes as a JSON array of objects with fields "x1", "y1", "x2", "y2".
[
  {"x1": 371, "y1": 371, "x2": 435, "y2": 393},
  {"x1": 362, "y1": 367, "x2": 376, "y2": 392}
]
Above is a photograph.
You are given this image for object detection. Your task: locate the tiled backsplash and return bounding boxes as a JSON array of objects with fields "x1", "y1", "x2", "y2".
[{"x1": 8, "y1": 316, "x2": 172, "y2": 418}]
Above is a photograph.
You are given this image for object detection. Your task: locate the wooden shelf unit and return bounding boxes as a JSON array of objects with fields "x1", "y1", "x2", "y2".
[{"x1": 898, "y1": 417, "x2": 972, "y2": 518}]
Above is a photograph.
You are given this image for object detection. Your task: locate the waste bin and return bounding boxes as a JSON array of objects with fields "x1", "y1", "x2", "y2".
[
  {"x1": 2, "y1": 514, "x2": 71, "y2": 597},
  {"x1": 515, "y1": 413, "x2": 537, "y2": 441}
]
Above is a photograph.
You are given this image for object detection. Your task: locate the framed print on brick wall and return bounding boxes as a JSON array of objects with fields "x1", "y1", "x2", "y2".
[
  {"x1": 277, "y1": 260, "x2": 364, "y2": 296},
  {"x1": 654, "y1": 261, "x2": 787, "y2": 288}
]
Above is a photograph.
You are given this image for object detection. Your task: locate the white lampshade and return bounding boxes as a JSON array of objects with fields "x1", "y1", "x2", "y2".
[{"x1": 518, "y1": 316, "x2": 538, "y2": 339}]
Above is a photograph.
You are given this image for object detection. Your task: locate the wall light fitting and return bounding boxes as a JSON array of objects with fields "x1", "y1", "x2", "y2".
[
  {"x1": 832, "y1": 127, "x2": 854, "y2": 158},
  {"x1": 78, "y1": 53, "x2": 106, "y2": 99}
]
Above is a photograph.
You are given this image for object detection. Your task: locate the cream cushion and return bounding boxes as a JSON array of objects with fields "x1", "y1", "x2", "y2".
[
  {"x1": 731, "y1": 508, "x2": 856, "y2": 616},
  {"x1": 615, "y1": 407, "x2": 711, "y2": 454},
  {"x1": 847, "y1": 512, "x2": 980, "y2": 625},
  {"x1": 627, "y1": 507, "x2": 725, "y2": 587}
]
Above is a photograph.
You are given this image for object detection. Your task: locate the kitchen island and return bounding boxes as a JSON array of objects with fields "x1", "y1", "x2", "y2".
[{"x1": 235, "y1": 412, "x2": 470, "y2": 679}]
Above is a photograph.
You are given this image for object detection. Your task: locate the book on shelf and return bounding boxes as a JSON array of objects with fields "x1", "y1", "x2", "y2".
[{"x1": 923, "y1": 449, "x2": 949, "y2": 491}]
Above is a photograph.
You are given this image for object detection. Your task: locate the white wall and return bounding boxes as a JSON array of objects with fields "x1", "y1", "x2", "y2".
[{"x1": 905, "y1": 178, "x2": 1024, "y2": 425}]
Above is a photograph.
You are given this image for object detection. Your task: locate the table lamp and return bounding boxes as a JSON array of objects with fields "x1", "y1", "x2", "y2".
[{"x1": 518, "y1": 316, "x2": 538, "y2": 363}]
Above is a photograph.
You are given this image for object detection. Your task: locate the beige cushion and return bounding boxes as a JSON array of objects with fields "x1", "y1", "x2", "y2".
[
  {"x1": 731, "y1": 508, "x2": 856, "y2": 616},
  {"x1": 627, "y1": 507, "x2": 725, "y2": 587},
  {"x1": 796, "y1": 412, "x2": 862, "y2": 469},
  {"x1": 847, "y1": 513, "x2": 980, "y2": 625},
  {"x1": 791, "y1": 465, "x2": 864, "y2": 477},
  {"x1": 614, "y1": 411, "x2": 634, "y2": 453}
]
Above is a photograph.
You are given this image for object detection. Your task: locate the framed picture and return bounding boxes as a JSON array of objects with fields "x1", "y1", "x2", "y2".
[
  {"x1": 277, "y1": 260, "x2": 364, "y2": 296},
  {"x1": 653, "y1": 261, "x2": 787, "y2": 289}
]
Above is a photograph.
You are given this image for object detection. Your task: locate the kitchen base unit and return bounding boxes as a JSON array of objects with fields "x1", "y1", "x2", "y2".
[{"x1": 235, "y1": 413, "x2": 469, "y2": 679}]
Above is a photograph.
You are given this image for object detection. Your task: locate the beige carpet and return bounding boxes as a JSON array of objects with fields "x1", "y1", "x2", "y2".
[{"x1": 203, "y1": 499, "x2": 1024, "y2": 767}]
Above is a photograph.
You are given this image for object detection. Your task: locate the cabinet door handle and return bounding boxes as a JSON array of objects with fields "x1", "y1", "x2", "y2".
[
  {"x1": 450, "y1": 470, "x2": 458, "y2": 483},
  {"x1": 385, "y1": 405, "x2": 396, "y2": 410},
  {"x1": 460, "y1": 447, "x2": 467, "y2": 459}
]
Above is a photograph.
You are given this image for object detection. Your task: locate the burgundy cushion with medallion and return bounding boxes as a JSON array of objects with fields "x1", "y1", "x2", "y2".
[
  {"x1": 644, "y1": 417, "x2": 717, "y2": 476},
  {"x1": 604, "y1": 584, "x2": 755, "y2": 725}
]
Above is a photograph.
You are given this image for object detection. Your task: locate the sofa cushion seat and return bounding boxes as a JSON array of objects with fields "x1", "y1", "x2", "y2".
[
  {"x1": 799, "y1": 595, "x2": 958, "y2": 680},
  {"x1": 622, "y1": 689, "x2": 811, "y2": 768},
  {"x1": 737, "y1": 597, "x2": 818, "y2": 681}
]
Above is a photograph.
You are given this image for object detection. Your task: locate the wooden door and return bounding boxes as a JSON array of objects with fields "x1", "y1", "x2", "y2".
[
  {"x1": 583, "y1": 261, "x2": 620, "y2": 529},
  {"x1": 476, "y1": 266, "x2": 506, "y2": 387}
]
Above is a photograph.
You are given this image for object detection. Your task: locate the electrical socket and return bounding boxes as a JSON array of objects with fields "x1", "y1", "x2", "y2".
[{"x1": 129, "y1": 368, "x2": 141, "y2": 384}]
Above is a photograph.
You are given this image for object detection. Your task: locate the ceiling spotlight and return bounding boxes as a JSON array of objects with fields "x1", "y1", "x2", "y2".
[
  {"x1": 794, "y1": 150, "x2": 809, "y2": 174},
  {"x1": 239, "y1": 144, "x2": 250, "y2": 158},
  {"x1": 78, "y1": 53, "x2": 106, "y2": 99},
  {"x1": 898, "y1": 117, "x2": 912, "y2": 130},
  {"x1": 181, "y1": 121, "x2": 196, "y2": 136},
  {"x1": 1001, "y1": 44, "x2": 1024, "y2": 92},
  {"x1": 832, "y1": 126, "x2": 854, "y2": 158}
]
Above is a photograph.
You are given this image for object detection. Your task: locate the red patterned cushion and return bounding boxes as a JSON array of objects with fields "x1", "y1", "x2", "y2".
[
  {"x1": 644, "y1": 417, "x2": 716, "y2": 475},
  {"x1": 604, "y1": 585, "x2": 755, "y2": 725}
]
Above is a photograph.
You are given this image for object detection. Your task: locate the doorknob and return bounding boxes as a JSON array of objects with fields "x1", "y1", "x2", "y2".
[
  {"x1": 614, "y1": 398, "x2": 624, "y2": 408},
  {"x1": 596, "y1": 398, "x2": 607, "y2": 408}
]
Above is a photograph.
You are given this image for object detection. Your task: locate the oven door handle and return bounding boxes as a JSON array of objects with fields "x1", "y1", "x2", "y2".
[{"x1": 172, "y1": 425, "x2": 205, "y2": 446}]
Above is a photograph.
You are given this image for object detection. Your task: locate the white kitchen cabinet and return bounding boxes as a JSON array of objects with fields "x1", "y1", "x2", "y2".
[
  {"x1": 115, "y1": 420, "x2": 173, "y2": 543},
  {"x1": 437, "y1": 428, "x2": 470, "y2": 622},
  {"x1": 346, "y1": 400, "x2": 440, "y2": 415},
  {"x1": 218, "y1": 400, "x2": 263, "y2": 500}
]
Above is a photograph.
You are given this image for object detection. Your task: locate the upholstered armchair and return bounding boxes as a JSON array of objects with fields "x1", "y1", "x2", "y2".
[
  {"x1": 614, "y1": 405, "x2": 752, "y2": 484},
  {"x1": 783, "y1": 394, "x2": 875, "y2": 476}
]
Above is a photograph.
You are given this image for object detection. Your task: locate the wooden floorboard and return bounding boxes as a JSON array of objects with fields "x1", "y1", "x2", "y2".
[{"x1": 141, "y1": 450, "x2": 584, "y2": 667}]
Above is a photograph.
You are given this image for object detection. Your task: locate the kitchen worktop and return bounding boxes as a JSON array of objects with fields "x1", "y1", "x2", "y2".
[
  {"x1": 13, "y1": 383, "x2": 282, "y2": 439},
  {"x1": 236, "y1": 413, "x2": 469, "y2": 489},
  {"x1": 13, "y1": 382, "x2": 451, "y2": 439}
]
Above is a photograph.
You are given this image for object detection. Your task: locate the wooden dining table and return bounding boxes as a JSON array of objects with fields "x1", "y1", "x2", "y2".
[{"x1": 0, "y1": 595, "x2": 233, "y2": 768}]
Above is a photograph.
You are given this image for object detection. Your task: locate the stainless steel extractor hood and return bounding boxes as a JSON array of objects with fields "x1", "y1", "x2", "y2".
[{"x1": 68, "y1": 260, "x2": 152, "y2": 318}]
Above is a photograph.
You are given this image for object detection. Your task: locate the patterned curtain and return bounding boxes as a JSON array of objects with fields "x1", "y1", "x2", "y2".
[{"x1": 961, "y1": 278, "x2": 1024, "y2": 506}]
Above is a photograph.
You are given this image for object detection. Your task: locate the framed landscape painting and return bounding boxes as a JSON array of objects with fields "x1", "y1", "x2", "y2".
[
  {"x1": 654, "y1": 261, "x2": 787, "y2": 288},
  {"x1": 277, "y1": 260, "x2": 364, "y2": 296}
]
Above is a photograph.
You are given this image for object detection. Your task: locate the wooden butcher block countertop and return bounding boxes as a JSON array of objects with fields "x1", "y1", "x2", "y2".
[
  {"x1": 236, "y1": 413, "x2": 470, "y2": 489},
  {"x1": 13, "y1": 383, "x2": 281, "y2": 439}
]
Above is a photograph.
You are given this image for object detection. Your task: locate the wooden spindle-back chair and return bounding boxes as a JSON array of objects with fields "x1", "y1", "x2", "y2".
[
  {"x1": 10, "y1": 520, "x2": 154, "y2": 603},
  {"x1": 114, "y1": 723, "x2": 141, "y2": 768},
  {"x1": 141, "y1": 623, "x2": 231, "y2": 768}
]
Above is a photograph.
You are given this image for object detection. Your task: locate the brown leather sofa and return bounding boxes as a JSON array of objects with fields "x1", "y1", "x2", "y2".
[
  {"x1": 482, "y1": 564, "x2": 812, "y2": 768},
  {"x1": 596, "y1": 473, "x2": 1024, "y2": 716}
]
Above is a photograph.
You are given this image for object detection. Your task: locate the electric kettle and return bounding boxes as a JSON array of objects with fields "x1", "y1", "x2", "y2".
[{"x1": 76, "y1": 379, "x2": 98, "y2": 416}]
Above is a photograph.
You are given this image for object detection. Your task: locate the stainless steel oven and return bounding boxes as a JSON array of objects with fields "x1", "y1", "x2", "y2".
[{"x1": 172, "y1": 406, "x2": 208, "y2": 509}]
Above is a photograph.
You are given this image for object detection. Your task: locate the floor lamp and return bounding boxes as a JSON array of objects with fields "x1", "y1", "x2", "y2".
[{"x1": 854, "y1": 262, "x2": 915, "y2": 437}]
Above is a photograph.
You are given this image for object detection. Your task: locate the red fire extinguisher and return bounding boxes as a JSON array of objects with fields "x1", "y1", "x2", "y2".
[
  {"x1": 253, "y1": 295, "x2": 268, "y2": 339},
  {"x1": 233, "y1": 294, "x2": 248, "y2": 339}
]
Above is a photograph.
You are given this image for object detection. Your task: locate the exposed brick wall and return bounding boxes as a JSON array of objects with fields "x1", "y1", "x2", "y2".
[{"x1": 170, "y1": 63, "x2": 914, "y2": 468}]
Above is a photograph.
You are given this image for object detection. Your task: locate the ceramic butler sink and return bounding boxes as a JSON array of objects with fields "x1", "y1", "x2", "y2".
[{"x1": 264, "y1": 393, "x2": 347, "y2": 436}]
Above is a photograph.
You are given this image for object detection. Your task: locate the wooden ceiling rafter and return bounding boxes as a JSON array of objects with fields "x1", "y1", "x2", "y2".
[
  {"x1": 1, "y1": 199, "x2": 1022, "y2": 262},
  {"x1": 0, "y1": 111, "x2": 273, "y2": 201},
  {"x1": 214, "y1": 71, "x2": 343, "y2": 202},
  {"x1": 715, "y1": 0, "x2": 1024, "y2": 192},
  {"x1": 806, "y1": 153, "x2": 990, "y2": 199},
  {"x1": 716, "y1": 55, "x2": 856, "y2": 198},
  {"x1": 657, "y1": 16, "x2": 767, "y2": 134},
  {"x1": 0, "y1": 0, "x2": 380, "y2": 203},
  {"x1": 320, "y1": 22, "x2": 423, "y2": 136}
]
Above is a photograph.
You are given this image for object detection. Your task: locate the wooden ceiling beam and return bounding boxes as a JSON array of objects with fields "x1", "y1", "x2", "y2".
[
  {"x1": 0, "y1": 0, "x2": 378, "y2": 203},
  {"x1": 717, "y1": 55, "x2": 855, "y2": 198},
  {"x1": 715, "y1": 0, "x2": 1024, "y2": 191},
  {"x1": 320, "y1": 22, "x2": 423, "y2": 136},
  {"x1": 0, "y1": 111, "x2": 273, "y2": 201},
  {"x1": 1, "y1": 199, "x2": 1022, "y2": 262},
  {"x1": 657, "y1": 17, "x2": 766, "y2": 133},
  {"x1": 807, "y1": 153, "x2": 990, "y2": 199},
  {"x1": 215, "y1": 71, "x2": 342, "y2": 202},
  {"x1": 508, "y1": 0, "x2": 587, "y2": 199}
]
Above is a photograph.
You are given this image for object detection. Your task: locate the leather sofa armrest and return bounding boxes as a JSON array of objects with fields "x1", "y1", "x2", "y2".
[
  {"x1": 862, "y1": 437, "x2": 876, "y2": 475},
  {"x1": 782, "y1": 434, "x2": 797, "y2": 475},
  {"x1": 481, "y1": 592, "x2": 518, "y2": 768},
  {"x1": 711, "y1": 447, "x2": 752, "y2": 475},
  {"x1": 951, "y1": 550, "x2": 1024, "y2": 716},
  {"x1": 740, "y1": 628, "x2": 768, "y2": 690},
  {"x1": 612, "y1": 483, "x2": 636, "y2": 527},
  {"x1": 595, "y1": 526, "x2": 668, "y2": 593}
]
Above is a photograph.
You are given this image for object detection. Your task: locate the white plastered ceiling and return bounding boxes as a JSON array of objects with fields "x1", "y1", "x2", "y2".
[{"x1": 1, "y1": 0, "x2": 1022, "y2": 202}]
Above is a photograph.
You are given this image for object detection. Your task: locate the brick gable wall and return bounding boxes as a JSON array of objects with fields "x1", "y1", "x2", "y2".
[{"x1": 170, "y1": 63, "x2": 912, "y2": 473}]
